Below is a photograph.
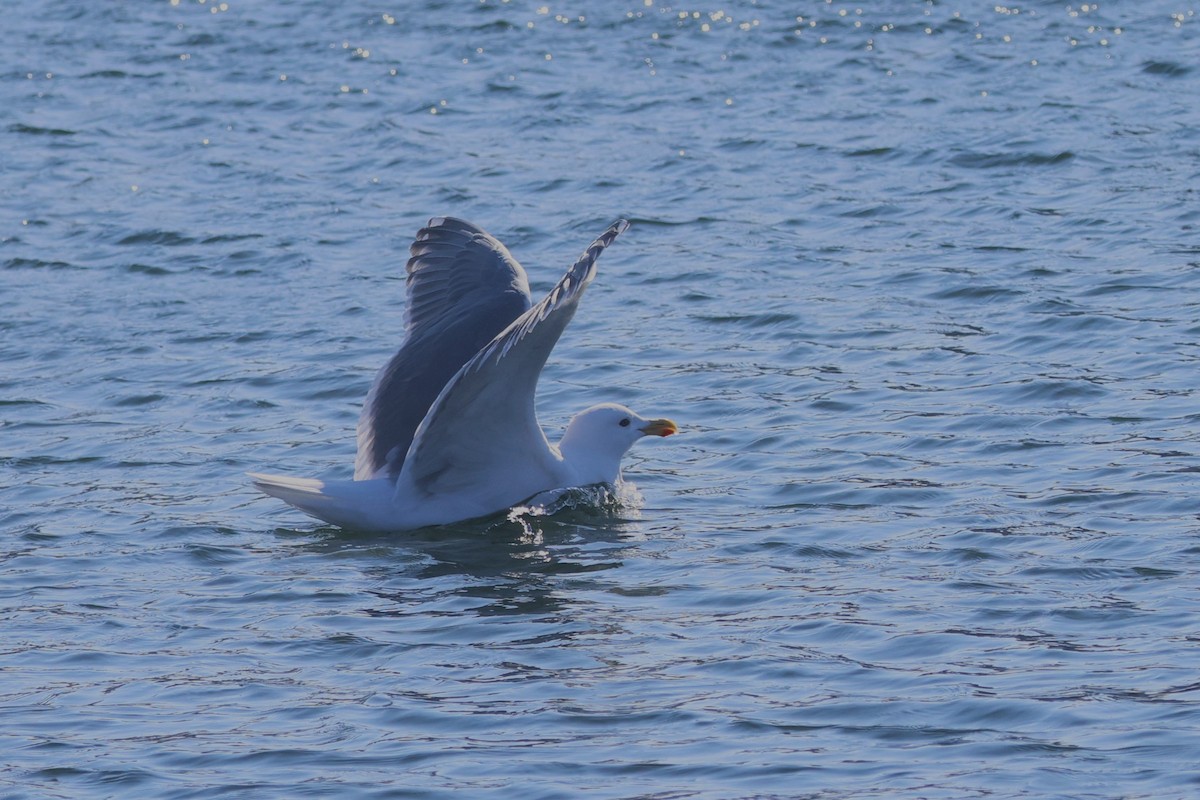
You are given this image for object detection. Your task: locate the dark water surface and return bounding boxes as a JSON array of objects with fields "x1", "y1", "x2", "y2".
[{"x1": 4, "y1": 1, "x2": 1200, "y2": 798}]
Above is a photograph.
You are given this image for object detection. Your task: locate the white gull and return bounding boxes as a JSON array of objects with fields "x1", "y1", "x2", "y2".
[{"x1": 250, "y1": 217, "x2": 676, "y2": 531}]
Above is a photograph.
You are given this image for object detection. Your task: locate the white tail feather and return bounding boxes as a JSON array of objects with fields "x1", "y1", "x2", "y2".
[{"x1": 248, "y1": 472, "x2": 393, "y2": 530}]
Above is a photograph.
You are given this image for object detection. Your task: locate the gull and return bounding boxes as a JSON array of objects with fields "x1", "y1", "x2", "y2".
[{"x1": 250, "y1": 217, "x2": 676, "y2": 531}]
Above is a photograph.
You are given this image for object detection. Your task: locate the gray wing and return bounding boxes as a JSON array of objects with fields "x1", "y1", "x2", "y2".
[
  {"x1": 354, "y1": 217, "x2": 532, "y2": 480},
  {"x1": 400, "y1": 220, "x2": 629, "y2": 496}
]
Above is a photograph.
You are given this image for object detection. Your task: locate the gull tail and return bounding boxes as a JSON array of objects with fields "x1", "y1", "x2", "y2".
[{"x1": 249, "y1": 472, "x2": 393, "y2": 530}]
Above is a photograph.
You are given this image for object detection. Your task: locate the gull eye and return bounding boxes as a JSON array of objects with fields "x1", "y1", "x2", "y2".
[{"x1": 619, "y1": 418, "x2": 631, "y2": 427}]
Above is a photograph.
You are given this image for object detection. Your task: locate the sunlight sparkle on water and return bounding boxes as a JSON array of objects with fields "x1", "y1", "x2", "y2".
[{"x1": 6, "y1": 2, "x2": 1200, "y2": 797}]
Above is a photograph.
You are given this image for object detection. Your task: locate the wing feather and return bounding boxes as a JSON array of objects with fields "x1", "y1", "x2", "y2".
[
  {"x1": 400, "y1": 220, "x2": 630, "y2": 497},
  {"x1": 354, "y1": 218, "x2": 532, "y2": 480}
]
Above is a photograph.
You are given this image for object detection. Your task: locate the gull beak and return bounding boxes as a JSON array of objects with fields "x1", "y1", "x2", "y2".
[{"x1": 639, "y1": 418, "x2": 678, "y2": 437}]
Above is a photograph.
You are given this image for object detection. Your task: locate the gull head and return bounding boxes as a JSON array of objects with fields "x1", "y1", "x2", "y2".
[{"x1": 558, "y1": 402, "x2": 677, "y2": 486}]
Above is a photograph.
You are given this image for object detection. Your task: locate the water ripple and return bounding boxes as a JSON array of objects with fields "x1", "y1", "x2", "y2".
[{"x1": 4, "y1": 1, "x2": 1200, "y2": 798}]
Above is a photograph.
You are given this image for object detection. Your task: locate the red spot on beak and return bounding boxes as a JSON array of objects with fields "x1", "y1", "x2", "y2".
[{"x1": 641, "y1": 419, "x2": 678, "y2": 437}]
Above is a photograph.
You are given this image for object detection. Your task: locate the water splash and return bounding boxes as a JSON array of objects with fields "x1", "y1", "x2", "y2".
[{"x1": 501, "y1": 480, "x2": 645, "y2": 539}]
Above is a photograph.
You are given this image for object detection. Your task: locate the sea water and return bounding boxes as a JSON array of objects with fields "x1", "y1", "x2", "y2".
[{"x1": 3, "y1": 2, "x2": 1200, "y2": 797}]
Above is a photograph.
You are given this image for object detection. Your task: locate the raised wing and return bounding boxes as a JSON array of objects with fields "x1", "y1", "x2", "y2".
[
  {"x1": 355, "y1": 218, "x2": 532, "y2": 480},
  {"x1": 401, "y1": 220, "x2": 630, "y2": 497}
]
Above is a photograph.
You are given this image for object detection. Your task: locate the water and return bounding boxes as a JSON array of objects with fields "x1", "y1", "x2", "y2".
[{"x1": 4, "y1": 1, "x2": 1200, "y2": 797}]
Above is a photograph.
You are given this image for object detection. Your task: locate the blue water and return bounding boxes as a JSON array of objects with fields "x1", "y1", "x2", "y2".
[{"x1": 4, "y1": 1, "x2": 1200, "y2": 797}]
